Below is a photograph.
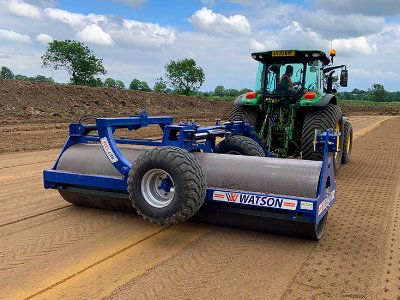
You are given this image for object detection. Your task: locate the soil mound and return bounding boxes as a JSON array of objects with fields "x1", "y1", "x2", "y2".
[{"x1": 0, "y1": 80, "x2": 231, "y2": 124}]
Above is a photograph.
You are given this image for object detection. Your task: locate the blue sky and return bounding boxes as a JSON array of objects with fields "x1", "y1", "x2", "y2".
[{"x1": 0, "y1": 0, "x2": 400, "y2": 92}]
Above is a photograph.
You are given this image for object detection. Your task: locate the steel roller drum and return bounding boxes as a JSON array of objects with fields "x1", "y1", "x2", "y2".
[{"x1": 56, "y1": 143, "x2": 322, "y2": 210}]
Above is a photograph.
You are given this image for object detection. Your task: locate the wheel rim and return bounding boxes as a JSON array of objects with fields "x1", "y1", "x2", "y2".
[
  {"x1": 346, "y1": 132, "x2": 351, "y2": 153},
  {"x1": 334, "y1": 122, "x2": 340, "y2": 160},
  {"x1": 141, "y1": 169, "x2": 175, "y2": 208}
]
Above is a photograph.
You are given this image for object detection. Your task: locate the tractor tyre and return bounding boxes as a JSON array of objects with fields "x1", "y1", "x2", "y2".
[
  {"x1": 229, "y1": 106, "x2": 263, "y2": 130},
  {"x1": 216, "y1": 135, "x2": 264, "y2": 156},
  {"x1": 302, "y1": 104, "x2": 343, "y2": 171},
  {"x1": 341, "y1": 121, "x2": 353, "y2": 164},
  {"x1": 128, "y1": 147, "x2": 206, "y2": 225}
]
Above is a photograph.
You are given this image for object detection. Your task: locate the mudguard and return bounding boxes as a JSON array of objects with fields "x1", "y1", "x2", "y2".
[
  {"x1": 314, "y1": 94, "x2": 337, "y2": 107},
  {"x1": 233, "y1": 93, "x2": 263, "y2": 108},
  {"x1": 300, "y1": 93, "x2": 337, "y2": 108}
]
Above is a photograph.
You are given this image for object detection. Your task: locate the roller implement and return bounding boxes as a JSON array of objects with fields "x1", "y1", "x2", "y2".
[{"x1": 44, "y1": 111, "x2": 339, "y2": 240}]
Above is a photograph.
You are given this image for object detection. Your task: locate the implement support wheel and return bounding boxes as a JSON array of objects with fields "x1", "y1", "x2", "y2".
[{"x1": 128, "y1": 147, "x2": 206, "y2": 225}]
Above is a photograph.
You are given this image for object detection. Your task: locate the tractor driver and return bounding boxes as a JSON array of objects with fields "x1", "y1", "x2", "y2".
[{"x1": 277, "y1": 65, "x2": 301, "y2": 93}]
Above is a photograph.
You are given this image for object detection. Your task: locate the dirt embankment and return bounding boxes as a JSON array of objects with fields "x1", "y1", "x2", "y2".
[
  {"x1": 1, "y1": 80, "x2": 399, "y2": 125},
  {"x1": 0, "y1": 80, "x2": 232, "y2": 125}
]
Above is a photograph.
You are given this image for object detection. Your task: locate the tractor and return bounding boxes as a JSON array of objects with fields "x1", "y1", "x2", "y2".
[{"x1": 227, "y1": 49, "x2": 352, "y2": 170}]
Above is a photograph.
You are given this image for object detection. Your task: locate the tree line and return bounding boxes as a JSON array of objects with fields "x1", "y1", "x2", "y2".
[
  {"x1": 336, "y1": 84, "x2": 400, "y2": 102},
  {"x1": 1, "y1": 39, "x2": 398, "y2": 101}
]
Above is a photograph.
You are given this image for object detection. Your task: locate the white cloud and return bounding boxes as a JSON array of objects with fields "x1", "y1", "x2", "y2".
[
  {"x1": 249, "y1": 38, "x2": 280, "y2": 51},
  {"x1": 109, "y1": 20, "x2": 176, "y2": 48},
  {"x1": 44, "y1": 8, "x2": 107, "y2": 28},
  {"x1": 36, "y1": 33, "x2": 53, "y2": 44},
  {"x1": 189, "y1": 7, "x2": 251, "y2": 37},
  {"x1": 333, "y1": 37, "x2": 377, "y2": 55},
  {"x1": 299, "y1": 10, "x2": 384, "y2": 39},
  {"x1": 0, "y1": 29, "x2": 31, "y2": 43},
  {"x1": 7, "y1": 0, "x2": 43, "y2": 20},
  {"x1": 77, "y1": 24, "x2": 114, "y2": 46},
  {"x1": 314, "y1": 0, "x2": 400, "y2": 16}
]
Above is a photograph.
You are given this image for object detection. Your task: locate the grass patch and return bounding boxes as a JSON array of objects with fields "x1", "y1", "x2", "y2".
[{"x1": 338, "y1": 100, "x2": 400, "y2": 106}]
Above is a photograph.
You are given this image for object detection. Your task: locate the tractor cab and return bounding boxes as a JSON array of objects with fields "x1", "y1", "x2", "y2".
[{"x1": 252, "y1": 50, "x2": 346, "y2": 99}]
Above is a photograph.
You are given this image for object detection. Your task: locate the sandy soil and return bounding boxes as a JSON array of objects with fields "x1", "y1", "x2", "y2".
[{"x1": 1, "y1": 115, "x2": 399, "y2": 300}]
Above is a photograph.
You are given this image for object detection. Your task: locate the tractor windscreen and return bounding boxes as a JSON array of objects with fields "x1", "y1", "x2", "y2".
[{"x1": 265, "y1": 63, "x2": 304, "y2": 95}]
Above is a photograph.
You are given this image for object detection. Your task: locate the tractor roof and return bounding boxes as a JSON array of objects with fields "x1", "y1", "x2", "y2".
[{"x1": 251, "y1": 50, "x2": 331, "y2": 65}]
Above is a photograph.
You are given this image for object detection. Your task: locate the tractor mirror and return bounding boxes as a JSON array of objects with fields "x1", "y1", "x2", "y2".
[{"x1": 340, "y1": 69, "x2": 348, "y2": 87}]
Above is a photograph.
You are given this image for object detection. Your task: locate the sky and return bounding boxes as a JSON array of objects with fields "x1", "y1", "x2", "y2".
[{"x1": 0, "y1": 0, "x2": 399, "y2": 92}]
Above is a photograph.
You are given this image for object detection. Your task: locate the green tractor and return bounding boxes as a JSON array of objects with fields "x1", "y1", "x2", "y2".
[{"x1": 229, "y1": 49, "x2": 353, "y2": 170}]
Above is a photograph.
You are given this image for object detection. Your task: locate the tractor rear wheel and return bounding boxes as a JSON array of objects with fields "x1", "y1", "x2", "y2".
[
  {"x1": 216, "y1": 135, "x2": 264, "y2": 156},
  {"x1": 341, "y1": 121, "x2": 353, "y2": 164},
  {"x1": 128, "y1": 147, "x2": 206, "y2": 225},
  {"x1": 229, "y1": 106, "x2": 262, "y2": 130},
  {"x1": 302, "y1": 104, "x2": 343, "y2": 171}
]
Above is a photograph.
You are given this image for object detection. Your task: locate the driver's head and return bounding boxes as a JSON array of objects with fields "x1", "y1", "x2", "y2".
[{"x1": 285, "y1": 65, "x2": 294, "y2": 75}]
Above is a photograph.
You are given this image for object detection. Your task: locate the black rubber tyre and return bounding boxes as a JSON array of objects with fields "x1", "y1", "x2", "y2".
[
  {"x1": 302, "y1": 104, "x2": 343, "y2": 171},
  {"x1": 128, "y1": 147, "x2": 206, "y2": 225},
  {"x1": 229, "y1": 106, "x2": 263, "y2": 130},
  {"x1": 216, "y1": 135, "x2": 264, "y2": 156},
  {"x1": 341, "y1": 121, "x2": 353, "y2": 164}
]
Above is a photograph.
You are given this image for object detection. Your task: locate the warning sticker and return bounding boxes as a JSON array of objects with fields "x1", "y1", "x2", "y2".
[
  {"x1": 212, "y1": 191, "x2": 297, "y2": 211},
  {"x1": 300, "y1": 201, "x2": 313, "y2": 211},
  {"x1": 318, "y1": 189, "x2": 336, "y2": 215},
  {"x1": 100, "y1": 137, "x2": 119, "y2": 164}
]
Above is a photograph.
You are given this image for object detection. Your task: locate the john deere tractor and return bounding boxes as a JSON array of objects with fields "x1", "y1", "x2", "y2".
[{"x1": 228, "y1": 49, "x2": 352, "y2": 170}]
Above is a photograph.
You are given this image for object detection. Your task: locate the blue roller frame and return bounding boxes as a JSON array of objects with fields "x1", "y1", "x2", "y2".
[{"x1": 43, "y1": 111, "x2": 339, "y2": 226}]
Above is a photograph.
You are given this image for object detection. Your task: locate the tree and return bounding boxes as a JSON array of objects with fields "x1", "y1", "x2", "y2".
[
  {"x1": 115, "y1": 80, "x2": 125, "y2": 89},
  {"x1": 129, "y1": 79, "x2": 151, "y2": 91},
  {"x1": 0, "y1": 66, "x2": 14, "y2": 79},
  {"x1": 153, "y1": 77, "x2": 167, "y2": 93},
  {"x1": 214, "y1": 85, "x2": 225, "y2": 97},
  {"x1": 164, "y1": 58, "x2": 205, "y2": 95},
  {"x1": 129, "y1": 79, "x2": 141, "y2": 90},
  {"x1": 370, "y1": 83, "x2": 387, "y2": 102},
  {"x1": 41, "y1": 39, "x2": 106, "y2": 86},
  {"x1": 140, "y1": 81, "x2": 151, "y2": 91},
  {"x1": 15, "y1": 74, "x2": 29, "y2": 81},
  {"x1": 104, "y1": 77, "x2": 117, "y2": 87},
  {"x1": 30, "y1": 75, "x2": 55, "y2": 83}
]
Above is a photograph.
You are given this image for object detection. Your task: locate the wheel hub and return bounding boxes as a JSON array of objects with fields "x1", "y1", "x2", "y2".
[{"x1": 141, "y1": 169, "x2": 175, "y2": 208}]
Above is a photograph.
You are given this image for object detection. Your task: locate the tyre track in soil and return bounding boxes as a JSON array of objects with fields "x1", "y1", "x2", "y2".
[{"x1": 0, "y1": 115, "x2": 395, "y2": 300}]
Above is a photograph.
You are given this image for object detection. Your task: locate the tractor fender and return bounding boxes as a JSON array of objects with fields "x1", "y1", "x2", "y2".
[
  {"x1": 233, "y1": 94, "x2": 245, "y2": 107},
  {"x1": 313, "y1": 94, "x2": 337, "y2": 107},
  {"x1": 233, "y1": 93, "x2": 263, "y2": 107}
]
